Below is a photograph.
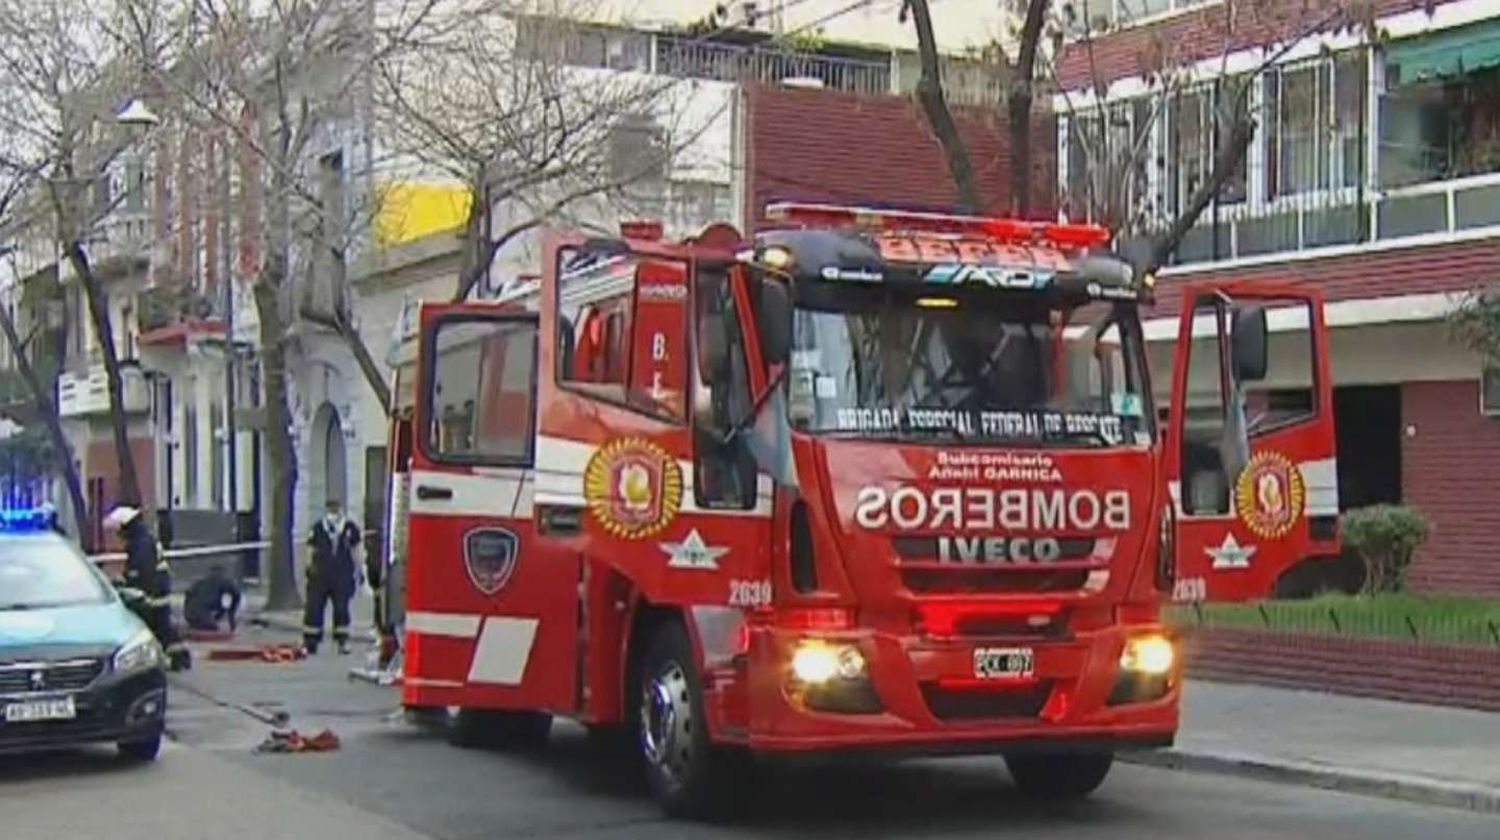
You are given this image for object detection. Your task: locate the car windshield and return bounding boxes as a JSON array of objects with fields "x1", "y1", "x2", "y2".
[
  {"x1": 0, "y1": 536, "x2": 112, "y2": 610},
  {"x1": 785, "y1": 284, "x2": 1151, "y2": 446}
]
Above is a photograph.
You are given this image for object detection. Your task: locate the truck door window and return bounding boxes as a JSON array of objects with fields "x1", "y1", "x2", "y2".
[
  {"x1": 556, "y1": 249, "x2": 688, "y2": 423},
  {"x1": 1241, "y1": 299, "x2": 1316, "y2": 434},
  {"x1": 1180, "y1": 298, "x2": 1232, "y2": 515},
  {"x1": 424, "y1": 316, "x2": 538, "y2": 465},
  {"x1": 693, "y1": 266, "x2": 756, "y2": 509}
]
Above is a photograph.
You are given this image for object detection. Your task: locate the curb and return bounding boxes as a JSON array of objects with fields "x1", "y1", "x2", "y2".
[
  {"x1": 1120, "y1": 748, "x2": 1500, "y2": 815},
  {"x1": 248, "y1": 611, "x2": 379, "y2": 644}
]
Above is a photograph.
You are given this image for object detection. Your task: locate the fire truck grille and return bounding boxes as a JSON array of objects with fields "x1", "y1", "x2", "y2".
[
  {"x1": 920, "y1": 681, "x2": 1053, "y2": 722},
  {"x1": 892, "y1": 537, "x2": 1104, "y2": 595},
  {"x1": 900, "y1": 568, "x2": 1092, "y2": 595}
]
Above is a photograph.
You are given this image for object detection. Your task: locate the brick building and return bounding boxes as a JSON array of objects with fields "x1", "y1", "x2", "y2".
[{"x1": 1054, "y1": 0, "x2": 1500, "y2": 594}]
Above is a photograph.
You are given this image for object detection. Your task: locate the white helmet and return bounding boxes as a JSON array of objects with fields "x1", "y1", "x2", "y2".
[{"x1": 103, "y1": 506, "x2": 141, "y2": 531}]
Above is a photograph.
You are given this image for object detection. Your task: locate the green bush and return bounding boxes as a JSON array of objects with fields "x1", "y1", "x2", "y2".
[{"x1": 1341, "y1": 505, "x2": 1430, "y2": 594}]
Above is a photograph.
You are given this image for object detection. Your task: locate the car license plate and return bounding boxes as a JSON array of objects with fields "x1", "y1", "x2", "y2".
[
  {"x1": 4, "y1": 697, "x2": 77, "y2": 723},
  {"x1": 973, "y1": 647, "x2": 1035, "y2": 680}
]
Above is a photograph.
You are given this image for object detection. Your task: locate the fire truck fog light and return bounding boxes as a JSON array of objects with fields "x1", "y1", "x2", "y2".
[
  {"x1": 790, "y1": 641, "x2": 864, "y2": 684},
  {"x1": 1120, "y1": 635, "x2": 1175, "y2": 676},
  {"x1": 836, "y1": 647, "x2": 866, "y2": 680}
]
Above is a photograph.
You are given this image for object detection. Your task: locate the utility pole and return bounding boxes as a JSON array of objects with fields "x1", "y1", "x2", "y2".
[{"x1": 221, "y1": 133, "x2": 238, "y2": 522}]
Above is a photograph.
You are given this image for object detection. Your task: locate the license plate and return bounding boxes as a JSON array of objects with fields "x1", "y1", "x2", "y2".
[
  {"x1": 973, "y1": 647, "x2": 1035, "y2": 680},
  {"x1": 4, "y1": 697, "x2": 77, "y2": 723}
]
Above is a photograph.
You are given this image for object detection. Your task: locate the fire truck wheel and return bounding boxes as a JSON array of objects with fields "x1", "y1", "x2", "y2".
[
  {"x1": 448, "y1": 708, "x2": 552, "y2": 751},
  {"x1": 638, "y1": 623, "x2": 741, "y2": 819},
  {"x1": 1003, "y1": 751, "x2": 1114, "y2": 800}
]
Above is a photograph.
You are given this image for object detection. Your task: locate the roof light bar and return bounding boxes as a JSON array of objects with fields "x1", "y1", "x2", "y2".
[
  {"x1": 0, "y1": 504, "x2": 58, "y2": 534},
  {"x1": 764, "y1": 202, "x2": 1112, "y2": 250}
]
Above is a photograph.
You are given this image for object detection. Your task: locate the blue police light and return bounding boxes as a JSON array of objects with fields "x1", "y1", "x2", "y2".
[{"x1": 0, "y1": 504, "x2": 58, "y2": 533}]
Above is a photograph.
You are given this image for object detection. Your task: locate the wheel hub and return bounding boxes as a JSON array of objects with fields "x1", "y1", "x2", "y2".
[{"x1": 640, "y1": 662, "x2": 692, "y2": 782}]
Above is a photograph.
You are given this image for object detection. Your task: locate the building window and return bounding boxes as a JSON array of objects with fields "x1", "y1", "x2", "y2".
[
  {"x1": 1063, "y1": 101, "x2": 1151, "y2": 225},
  {"x1": 1264, "y1": 55, "x2": 1366, "y2": 199},
  {"x1": 184, "y1": 381, "x2": 199, "y2": 506},
  {"x1": 1381, "y1": 54, "x2": 1500, "y2": 188}
]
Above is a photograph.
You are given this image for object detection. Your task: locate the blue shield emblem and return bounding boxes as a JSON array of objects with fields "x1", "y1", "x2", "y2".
[{"x1": 464, "y1": 528, "x2": 519, "y2": 596}]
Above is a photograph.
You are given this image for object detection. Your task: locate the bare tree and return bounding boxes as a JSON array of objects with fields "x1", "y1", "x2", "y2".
[
  {"x1": 899, "y1": 0, "x2": 982, "y2": 212},
  {"x1": 1054, "y1": 0, "x2": 1378, "y2": 271},
  {"x1": 0, "y1": 0, "x2": 174, "y2": 530},
  {"x1": 0, "y1": 182, "x2": 92, "y2": 548},
  {"x1": 373, "y1": 0, "x2": 730, "y2": 303},
  {"x1": 906, "y1": 0, "x2": 1376, "y2": 272},
  {"x1": 132, "y1": 0, "x2": 418, "y2": 608}
]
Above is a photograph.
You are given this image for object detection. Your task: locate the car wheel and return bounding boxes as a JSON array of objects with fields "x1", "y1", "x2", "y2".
[
  {"x1": 448, "y1": 708, "x2": 552, "y2": 750},
  {"x1": 637, "y1": 622, "x2": 744, "y2": 819},
  {"x1": 1004, "y1": 751, "x2": 1114, "y2": 800},
  {"x1": 118, "y1": 733, "x2": 163, "y2": 763}
]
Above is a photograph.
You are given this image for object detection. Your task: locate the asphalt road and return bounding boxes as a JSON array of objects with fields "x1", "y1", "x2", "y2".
[{"x1": 3, "y1": 627, "x2": 1498, "y2": 839}]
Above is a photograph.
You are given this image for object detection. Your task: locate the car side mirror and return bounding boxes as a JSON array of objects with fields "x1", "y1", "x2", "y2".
[
  {"x1": 1231, "y1": 305, "x2": 1268, "y2": 383},
  {"x1": 757, "y1": 280, "x2": 791, "y2": 366}
]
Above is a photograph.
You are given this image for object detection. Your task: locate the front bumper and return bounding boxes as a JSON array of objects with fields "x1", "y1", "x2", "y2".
[
  {"x1": 731, "y1": 622, "x2": 1179, "y2": 756},
  {"x1": 0, "y1": 669, "x2": 167, "y2": 755}
]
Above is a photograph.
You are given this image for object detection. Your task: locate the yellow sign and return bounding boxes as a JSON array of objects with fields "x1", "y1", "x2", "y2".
[
  {"x1": 584, "y1": 438, "x2": 684, "y2": 540},
  {"x1": 1235, "y1": 451, "x2": 1306, "y2": 539}
]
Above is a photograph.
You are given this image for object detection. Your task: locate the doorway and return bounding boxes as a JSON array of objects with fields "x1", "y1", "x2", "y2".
[{"x1": 1333, "y1": 385, "x2": 1402, "y2": 510}]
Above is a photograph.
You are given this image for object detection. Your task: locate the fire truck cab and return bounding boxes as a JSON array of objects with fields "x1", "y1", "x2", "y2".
[{"x1": 388, "y1": 205, "x2": 1339, "y2": 816}]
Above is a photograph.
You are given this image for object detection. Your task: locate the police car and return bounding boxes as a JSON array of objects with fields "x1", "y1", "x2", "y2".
[{"x1": 0, "y1": 507, "x2": 167, "y2": 761}]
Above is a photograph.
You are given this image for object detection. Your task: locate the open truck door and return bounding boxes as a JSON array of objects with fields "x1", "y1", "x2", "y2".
[
  {"x1": 402, "y1": 303, "x2": 579, "y2": 722},
  {"x1": 1166, "y1": 283, "x2": 1340, "y2": 603}
]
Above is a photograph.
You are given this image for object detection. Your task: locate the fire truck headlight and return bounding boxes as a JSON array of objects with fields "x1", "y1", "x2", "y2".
[
  {"x1": 790, "y1": 640, "x2": 865, "y2": 684},
  {"x1": 1120, "y1": 634, "x2": 1175, "y2": 676}
]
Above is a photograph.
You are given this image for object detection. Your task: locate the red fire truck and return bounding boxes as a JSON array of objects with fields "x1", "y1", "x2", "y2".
[{"x1": 380, "y1": 203, "x2": 1339, "y2": 816}]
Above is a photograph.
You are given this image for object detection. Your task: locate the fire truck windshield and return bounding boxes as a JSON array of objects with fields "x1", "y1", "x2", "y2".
[{"x1": 784, "y1": 284, "x2": 1152, "y2": 447}]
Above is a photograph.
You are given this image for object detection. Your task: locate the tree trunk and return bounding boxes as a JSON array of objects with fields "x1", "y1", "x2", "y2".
[
  {"x1": 905, "y1": 0, "x2": 982, "y2": 212},
  {"x1": 252, "y1": 253, "x2": 301, "y2": 611},
  {"x1": 1008, "y1": 0, "x2": 1050, "y2": 218},
  {"x1": 1148, "y1": 108, "x2": 1255, "y2": 274},
  {"x1": 0, "y1": 303, "x2": 92, "y2": 551},
  {"x1": 65, "y1": 242, "x2": 144, "y2": 511}
]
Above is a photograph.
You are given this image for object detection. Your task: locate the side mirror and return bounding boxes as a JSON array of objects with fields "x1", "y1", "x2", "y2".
[
  {"x1": 1231, "y1": 305, "x2": 1268, "y2": 383},
  {"x1": 757, "y1": 280, "x2": 791, "y2": 366}
]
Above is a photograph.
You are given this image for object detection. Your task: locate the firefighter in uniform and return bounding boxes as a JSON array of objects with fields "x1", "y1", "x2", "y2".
[
  {"x1": 303, "y1": 499, "x2": 360, "y2": 654},
  {"x1": 183, "y1": 565, "x2": 242, "y2": 632},
  {"x1": 105, "y1": 506, "x2": 191, "y2": 671}
]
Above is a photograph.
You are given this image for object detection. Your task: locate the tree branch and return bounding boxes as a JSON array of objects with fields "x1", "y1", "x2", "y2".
[{"x1": 903, "y1": 0, "x2": 982, "y2": 211}]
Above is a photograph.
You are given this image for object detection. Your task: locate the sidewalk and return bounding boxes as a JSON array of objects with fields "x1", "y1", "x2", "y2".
[
  {"x1": 1125, "y1": 680, "x2": 1500, "y2": 814},
  {"x1": 238, "y1": 586, "x2": 379, "y2": 643}
]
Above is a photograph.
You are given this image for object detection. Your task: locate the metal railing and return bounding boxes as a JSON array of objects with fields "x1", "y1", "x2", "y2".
[{"x1": 656, "y1": 38, "x2": 892, "y2": 97}]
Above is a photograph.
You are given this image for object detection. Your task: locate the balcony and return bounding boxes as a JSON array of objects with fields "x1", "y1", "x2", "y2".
[
  {"x1": 57, "y1": 365, "x2": 150, "y2": 418},
  {"x1": 1107, "y1": 34, "x2": 1500, "y2": 272}
]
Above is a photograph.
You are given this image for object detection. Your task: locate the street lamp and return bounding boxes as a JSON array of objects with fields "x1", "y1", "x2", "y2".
[{"x1": 115, "y1": 99, "x2": 160, "y2": 129}]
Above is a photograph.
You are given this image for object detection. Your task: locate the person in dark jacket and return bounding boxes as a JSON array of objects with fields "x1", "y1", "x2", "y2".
[
  {"x1": 183, "y1": 565, "x2": 242, "y2": 632},
  {"x1": 105, "y1": 505, "x2": 191, "y2": 671},
  {"x1": 303, "y1": 499, "x2": 361, "y2": 654}
]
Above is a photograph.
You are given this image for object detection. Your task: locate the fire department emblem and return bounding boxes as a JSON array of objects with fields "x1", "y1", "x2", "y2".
[
  {"x1": 1234, "y1": 451, "x2": 1305, "y2": 540},
  {"x1": 584, "y1": 438, "x2": 684, "y2": 539},
  {"x1": 463, "y1": 527, "x2": 519, "y2": 596}
]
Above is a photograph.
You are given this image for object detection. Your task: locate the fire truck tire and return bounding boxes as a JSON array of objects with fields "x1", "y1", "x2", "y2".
[
  {"x1": 1003, "y1": 751, "x2": 1114, "y2": 800},
  {"x1": 638, "y1": 623, "x2": 743, "y2": 819},
  {"x1": 448, "y1": 708, "x2": 552, "y2": 751}
]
